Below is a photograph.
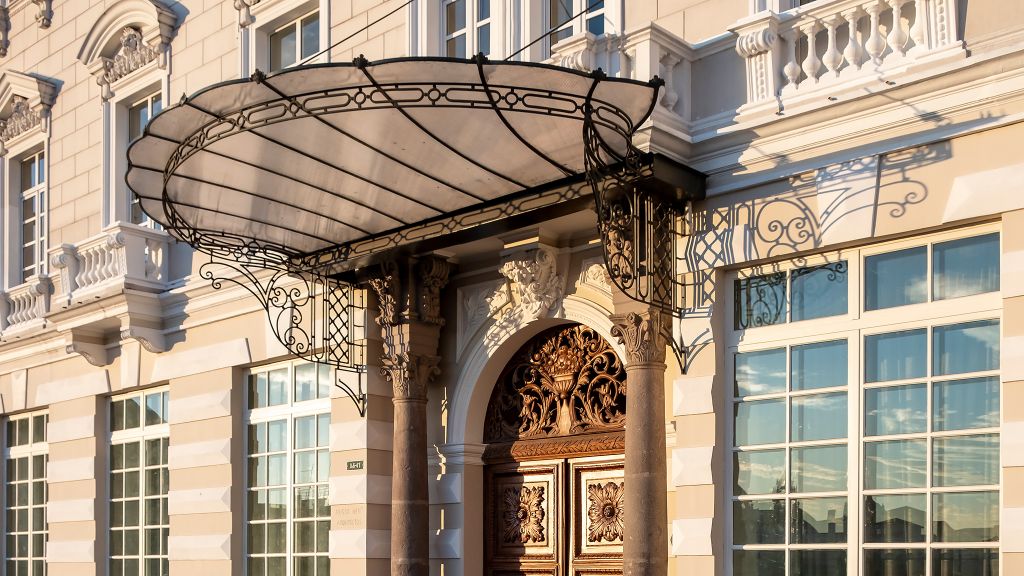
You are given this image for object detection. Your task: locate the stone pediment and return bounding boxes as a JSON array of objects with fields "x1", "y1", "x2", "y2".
[{"x1": 0, "y1": 70, "x2": 58, "y2": 150}]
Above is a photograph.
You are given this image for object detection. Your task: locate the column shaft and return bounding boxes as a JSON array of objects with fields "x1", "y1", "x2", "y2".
[{"x1": 391, "y1": 397, "x2": 430, "y2": 576}]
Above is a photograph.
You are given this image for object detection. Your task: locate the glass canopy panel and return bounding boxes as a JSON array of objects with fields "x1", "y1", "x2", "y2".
[{"x1": 126, "y1": 58, "x2": 659, "y2": 267}]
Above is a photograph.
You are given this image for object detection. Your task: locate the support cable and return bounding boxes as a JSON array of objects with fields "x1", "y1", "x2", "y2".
[{"x1": 505, "y1": 0, "x2": 607, "y2": 61}]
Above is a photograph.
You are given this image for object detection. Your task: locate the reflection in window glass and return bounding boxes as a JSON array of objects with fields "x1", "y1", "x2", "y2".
[
  {"x1": 791, "y1": 445, "x2": 846, "y2": 493},
  {"x1": 933, "y1": 320, "x2": 999, "y2": 376},
  {"x1": 865, "y1": 329, "x2": 927, "y2": 383},
  {"x1": 932, "y1": 548, "x2": 998, "y2": 576},
  {"x1": 733, "y1": 550, "x2": 784, "y2": 576},
  {"x1": 933, "y1": 233, "x2": 1000, "y2": 300},
  {"x1": 864, "y1": 549, "x2": 925, "y2": 575},
  {"x1": 791, "y1": 393, "x2": 847, "y2": 442},
  {"x1": 866, "y1": 247, "x2": 927, "y2": 310},
  {"x1": 865, "y1": 495, "x2": 927, "y2": 543},
  {"x1": 270, "y1": 24, "x2": 296, "y2": 70},
  {"x1": 791, "y1": 549, "x2": 847, "y2": 575},
  {"x1": 933, "y1": 434, "x2": 999, "y2": 487},
  {"x1": 791, "y1": 340, "x2": 847, "y2": 391},
  {"x1": 734, "y1": 450, "x2": 785, "y2": 495},
  {"x1": 735, "y1": 400, "x2": 786, "y2": 446},
  {"x1": 734, "y1": 348, "x2": 785, "y2": 396},
  {"x1": 4, "y1": 413, "x2": 47, "y2": 576},
  {"x1": 733, "y1": 500, "x2": 785, "y2": 544},
  {"x1": 300, "y1": 13, "x2": 319, "y2": 59},
  {"x1": 791, "y1": 262, "x2": 848, "y2": 321},
  {"x1": 932, "y1": 491, "x2": 999, "y2": 542},
  {"x1": 865, "y1": 440, "x2": 926, "y2": 489},
  {"x1": 865, "y1": 384, "x2": 927, "y2": 436},
  {"x1": 790, "y1": 497, "x2": 847, "y2": 544},
  {"x1": 734, "y1": 273, "x2": 786, "y2": 329},
  {"x1": 933, "y1": 377, "x2": 1000, "y2": 431}
]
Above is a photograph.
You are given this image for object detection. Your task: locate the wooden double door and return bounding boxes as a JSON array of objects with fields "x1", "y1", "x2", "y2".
[{"x1": 484, "y1": 453, "x2": 624, "y2": 576}]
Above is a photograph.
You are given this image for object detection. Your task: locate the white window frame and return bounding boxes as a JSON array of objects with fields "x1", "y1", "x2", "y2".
[
  {"x1": 108, "y1": 387, "x2": 170, "y2": 576},
  {"x1": 243, "y1": 0, "x2": 330, "y2": 76},
  {"x1": 441, "y1": 0, "x2": 497, "y2": 58},
  {"x1": 122, "y1": 89, "x2": 163, "y2": 227},
  {"x1": 17, "y1": 150, "x2": 46, "y2": 285},
  {"x1": 543, "y1": 0, "x2": 608, "y2": 54},
  {"x1": 725, "y1": 223, "x2": 1003, "y2": 576},
  {"x1": 245, "y1": 359, "x2": 332, "y2": 576},
  {"x1": 4, "y1": 137, "x2": 49, "y2": 290},
  {"x1": 3, "y1": 410, "x2": 48, "y2": 576}
]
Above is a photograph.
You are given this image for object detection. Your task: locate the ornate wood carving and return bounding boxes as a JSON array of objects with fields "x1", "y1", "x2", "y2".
[
  {"x1": 485, "y1": 431, "x2": 624, "y2": 461},
  {"x1": 586, "y1": 481, "x2": 624, "y2": 543},
  {"x1": 503, "y1": 485, "x2": 547, "y2": 544},
  {"x1": 484, "y1": 324, "x2": 626, "y2": 444}
]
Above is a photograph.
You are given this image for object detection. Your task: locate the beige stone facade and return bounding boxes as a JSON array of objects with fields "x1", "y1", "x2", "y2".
[{"x1": 0, "y1": 0, "x2": 1020, "y2": 575}]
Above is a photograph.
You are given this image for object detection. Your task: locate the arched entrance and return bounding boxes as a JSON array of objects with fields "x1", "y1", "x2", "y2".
[{"x1": 483, "y1": 323, "x2": 626, "y2": 575}]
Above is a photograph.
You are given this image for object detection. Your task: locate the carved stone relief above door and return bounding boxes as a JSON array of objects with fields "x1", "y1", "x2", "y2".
[{"x1": 483, "y1": 323, "x2": 626, "y2": 576}]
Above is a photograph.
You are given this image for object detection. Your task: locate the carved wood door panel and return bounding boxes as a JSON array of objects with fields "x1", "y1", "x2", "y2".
[{"x1": 485, "y1": 455, "x2": 624, "y2": 576}]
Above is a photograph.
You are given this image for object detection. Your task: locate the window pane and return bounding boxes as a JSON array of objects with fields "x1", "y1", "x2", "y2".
[
  {"x1": 866, "y1": 247, "x2": 927, "y2": 310},
  {"x1": 933, "y1": 233, "x2": 999, "y2": 300},
  {"x1": 933, "y1": 491, "x2": 999, "y2": 542},
  {"x1": 864, "y1": 495, "x2": 927, "y2": 543},
  {"x1": 933, "y1": 320, "x2": 999, "y2": 376},
  {"x1": 267, "y1": 420, "x2": 286, "y2": 452},
  {"x1": 125, "y1": 396, "x2": 141, "y2": 429},
  {"x1": 317, "y1": 413, "x2": 329, "y2": 447},
  {"x1": 477, "y1": 23, "x2": 490, "y2": 56},
  {"x1": 586, "y1": 14, "x2": 604, "y2": 35},
  {"x1": 733, "y1": 550, "x2": 784, "y2": 576},
  {"x1": 791, "y1": 392, "x2": 847, "y2": 441},
  {"x1": 734, "y1": 449, "x2": 784, "y2": 495},
  {"x1": 294, "y1": 416, "x2": 316, "y2": 450},
  {"x1": 791, "y1": 550, "x2": 846, "y2": 575},
  {"x1": 477, "y1": 0, "x2": 490, "y2": 20},
  {"x1": 865, "y1": 329, "x2": 926, "y2": 383},
  {"x1": 446, "y1": 0, "x2": 466, "y2": 32},
  {"x1": 735, "y1": 348, "x2": 785, "y2": 396},
  {"x1": 21, "y1": 196, "x2": 34, "y2": 220},
  {"x1": 294, "y1": 451, "x2": 315, "y2": 484},
  {"x1": 865, "y1": 440, "x2": 926, "y2": 489},
  {"x1": 734, "y1": 274, "x2": 786, "y2": 329},
  {"x1": 295, "y1": 363, "x2": 316, "y2": 403},
  {"x1": 791, "y1": 445, "x2": 846, "y2": 493},
  {"x1": 732, "y1": 500, "x2": 784, "y2": 544},
  {"x1": 268, "y1": 369, "x2": 288, "y2": 406},
  {"x1": 446, "y1": 34, "x2": 466, "y2": 58},
  {"x1": 20, "y1": 157, "x2": 34, "y2": 190},
  {"x1": 300, "y1": 13, "x2": 319, "y2": 59},
  {"x1": 145, "y1": 393, "x2": 164, "y2": 426},
  {"x1": 734, "y1": 399, "x2": 785, "y2": 446},
  {"x1": 790, "y1": 497, "x2": 847, "y2": 544},
  {"x1": 933, "y1": 377, "x2": 1000, "y2": 431},
  {"x1": 791, "y1": 340, "x2": 847, "y2": 390},
  {"x1": 865, "y1": 383, "x2": 927, "y2": 436},
  {"x1": 791, "y1": 262, "x2": 848, "y2": 321},
  {"x1": 129, "y1": 100, "x2": 148, "y2": 140},
  {"x1": 864, "y1": 549, "x2": 925, "y2": 576},
  {"x1": 933, "y1": 434, "x2": 999, "y2": 487},
  {"x1": 932, "y1": 548, "x2": 998, "y2": 576},
  {"x1": 270, "y1": 24, "x2": 297, "y2": 71}
]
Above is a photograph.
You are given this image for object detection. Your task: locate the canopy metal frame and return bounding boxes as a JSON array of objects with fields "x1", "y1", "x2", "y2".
[{"x1": 127, "y1": 56, "x2": 703, "y2": 415}]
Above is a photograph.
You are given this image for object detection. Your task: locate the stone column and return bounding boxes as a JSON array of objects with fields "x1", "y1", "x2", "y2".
[
  {"x1": 611, "y1": 305, "x2": 671, "y2": 576},
  {"x1": 367, "y1": 257, "x2": 450, "y2": 576}
]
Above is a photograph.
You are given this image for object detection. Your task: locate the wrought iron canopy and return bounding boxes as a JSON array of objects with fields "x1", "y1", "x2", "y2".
[{"x1": 125, "y1": 56, "x2": 664, "y2": 274}]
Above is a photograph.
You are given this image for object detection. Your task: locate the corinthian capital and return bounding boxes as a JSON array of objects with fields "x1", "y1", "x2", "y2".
[
  {"x1": 382, "y1": 352, "x2": 441, "y2": 400},
  {"x1": 610, "y1": 309, "x2": 670, "y2": 366}
]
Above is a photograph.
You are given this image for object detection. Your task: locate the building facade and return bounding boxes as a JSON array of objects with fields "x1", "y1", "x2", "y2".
[{"x1": 0, "y1": 0, "x2": 1019, "y2": 575}]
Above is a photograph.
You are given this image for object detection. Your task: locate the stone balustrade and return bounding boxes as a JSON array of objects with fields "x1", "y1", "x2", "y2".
[
  {"x1": 50, "y1": 222, "x2": 170, "y2": 309},
  {"x1": 732, "y1": 0, "x2": 963, "y2": 113},
  {"x1": 0, "y1": 275, "x2": 52, "y2": 335}
]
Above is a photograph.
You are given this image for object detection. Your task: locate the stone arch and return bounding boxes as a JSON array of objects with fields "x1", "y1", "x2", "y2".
[{"x1": 446, "y1": 294, "x2": 623, "y2": 448}]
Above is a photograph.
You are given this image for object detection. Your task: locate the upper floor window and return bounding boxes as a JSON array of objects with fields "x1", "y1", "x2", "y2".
[
  {"x1": 109, "y1": 388, "x2": 170, "y2": 576},
  {"x1": 547, "y1": 0, "x2": 605, "y2": 50},
  {"x1": 127, "y1": 92, "x2": 162, "y2": 225},
  {"x1": 5, "y1": 411, "x2": 48, "y2": 576},
  {"x1": 444, "y1": 0, "x2": 491, "y2": 58},
  {"x1": 269, "y1": 11, "x2": 320, "y2": 71},
  {"x1": 735, "y1": 261, "x2": 848, "y2": 330},
  {"x1": 19, "y1": 150, "x2": 46, "y2": 284}
]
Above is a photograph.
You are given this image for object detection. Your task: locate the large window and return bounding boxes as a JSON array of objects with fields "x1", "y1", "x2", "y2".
[
  {"x1": 19, "y1": 151, "x2": 46, "y2": 284},
  {"x1": 127, "y1": 92, "x2": 162, "y2": 226},
  {"x1": 546, "y1": 0, "x2": 605, "y2": 51},
  {"x1": 443, "y1": 0, "x2": 492, "y2": 57},
  {"x1": 729, "y1": 228, "x2": 1001, "y2": 576},
  {"x1": 269, "y1": 11, "x2": 320, "y2": 71},
  {"x1": 247, "y1": 361, "x2": 331, "y2": 576},
  {"x1": 5, "y1": 412, "x2": 48, "y2": 576},
  {"x1": 109, "y1": 388, "x2": 169, "y2": 576}
]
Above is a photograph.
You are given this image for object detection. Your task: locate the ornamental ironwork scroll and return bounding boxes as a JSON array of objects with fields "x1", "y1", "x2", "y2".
[
  {"x1": 197, "y1": 245, "x2": 367, "y2": 415},
  {"x1": 484, "y1": 324, "x2": 626, "y2": 443}
]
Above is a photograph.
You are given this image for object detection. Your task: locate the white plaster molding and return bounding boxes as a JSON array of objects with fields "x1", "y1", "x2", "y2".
[
  {"x1": 1003, "y1": 248, "x2": 1024, "y2": 299},
  {"x1": 33, "y1": 370, "x2": 110, "y2": 406},
  {"x1": 330, "y1": 419, "x2": 392, "y2": 452},
  {"x1": 1003, "y1": 335, "x2": 1024, "y2": 384},
  {"x1": 47, "y1": 414, "x2": 96, "y2": 443},
  {"x1": 46, "y1": 540, "x2": 94, "y2": 563},
  {"x1": 167, "y1": 486, "x2": 232, "y2": 515},
  {"x1": 428, "y1": 472, "x2": 463, "y2": 504},
  {"x1": 0, "y1": 71, "x2": 58, "y2": 150},
  {"x1": 498, "y1": 243, "x2": 566, "y2": 322},
  {"x1": 329, "y1": 474, "x2": 392, "y2": 505},
  {"x1": 150, "y1": 338, "x2": 251, "y2": 382},
  {"x1": 168, "y1": 438, "x2": 232, "y2": 470},
  {"x1": 670, "y1": 517, "x2": 713, "y2": 556},
  {"x1": 167, "y1": 534, "x2": 231, "y2": 561},
  {"x1": 120, "y1": 340, "x2": 141, "y2": 390},
  {"x1": 438, "y1": 442, "x2": 486, "y2": 466},
  {"x1": 456, "y1": 278, "x2": 509, "y2": 359},
  {"x1": 673, "y1": 375, "x2": 715, "y2": 416},
  {"x1": 430, "y1": 528, "x2": 463, "y2": 559},
  {"x1": 48, "y1": 456, "x2": 95, "y2": 483},
  {"x1": 46, "y1": 498, "x2": 94, "y2": 523},
  {"x1": 672, "y1": 447, "x2": 714, "y2": 486},
  {"x1": 9, "y1": 368, "x2": 26, "y2": 411},
  {"x1": 329, "y1": 529, "x2": 390, "y2": 559},
  {"x1": 168, "y1": 388, "x2": 232, "y2": 424},
  {"x1": 1003, "y1": 506, "x2": 1024, "y2": 553},
  {"x1": 577, "y1": 256, "x2": 613, "y2": 297},
  {"x1": 1002, "y1": 421, "x2": 1024, "y2": 468}
]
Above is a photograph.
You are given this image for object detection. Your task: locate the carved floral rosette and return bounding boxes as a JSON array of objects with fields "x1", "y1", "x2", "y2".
[
  {"x1": 484, "y1": 324, "x2": 626, "y2": 444},
  {"x1": 502, "y1": 485, "x2": 546, "y2": 544}
]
